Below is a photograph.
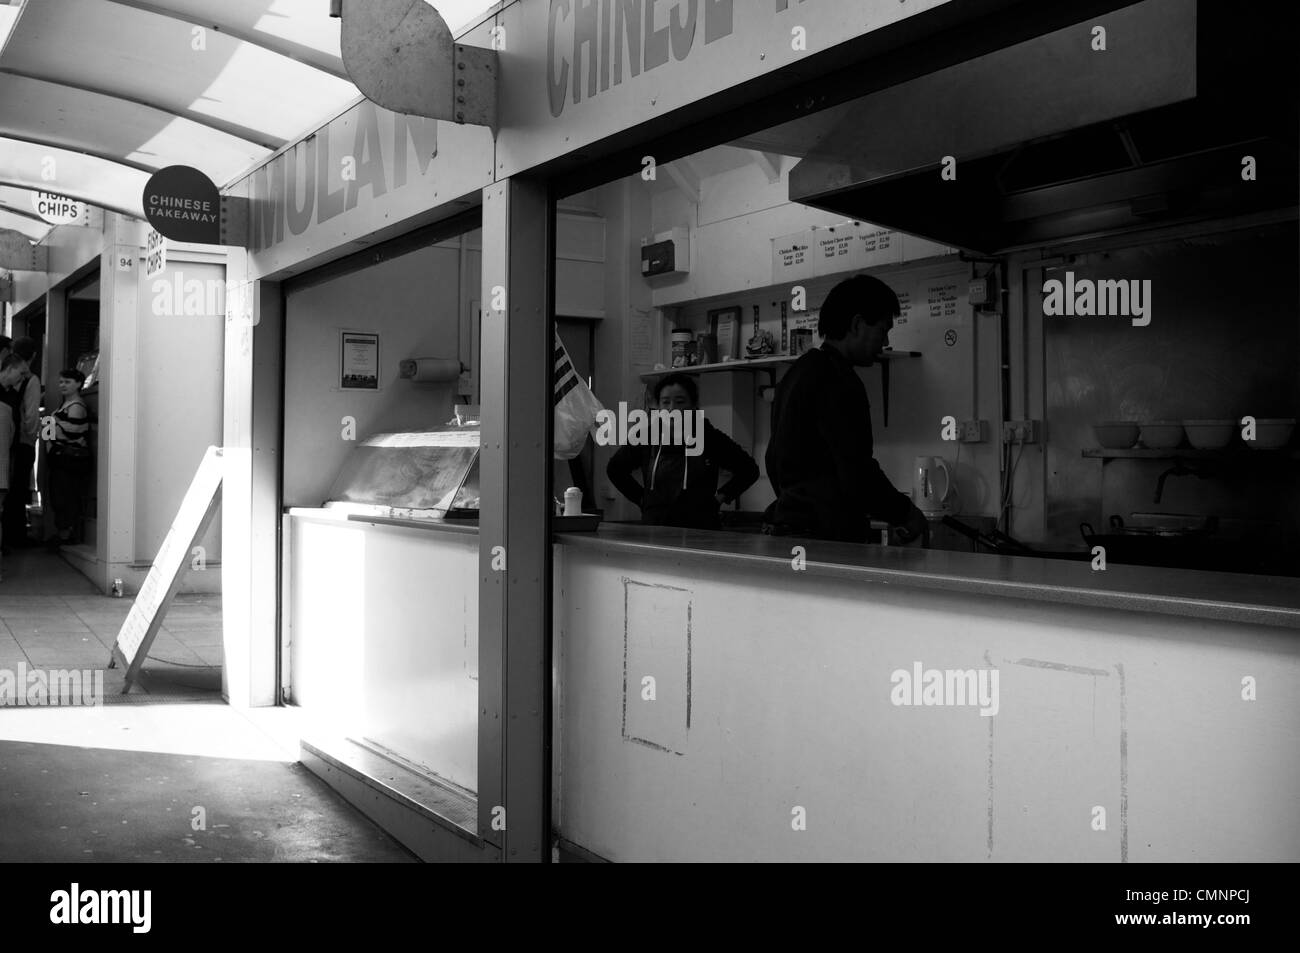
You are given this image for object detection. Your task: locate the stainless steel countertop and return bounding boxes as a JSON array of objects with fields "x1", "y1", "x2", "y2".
[{"x1": 554, "y1": 523, "x2": 1300, "y2": 630}]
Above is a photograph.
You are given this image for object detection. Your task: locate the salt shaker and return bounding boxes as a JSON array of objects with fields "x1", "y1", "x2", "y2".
[{"x1": 563, "y1": 487, "x2": 583, "y2": 516}]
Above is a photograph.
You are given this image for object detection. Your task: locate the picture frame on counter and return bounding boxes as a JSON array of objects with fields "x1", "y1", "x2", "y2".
[{"x1": 709, "y1": 306, "x2": 742, "y2": 361}]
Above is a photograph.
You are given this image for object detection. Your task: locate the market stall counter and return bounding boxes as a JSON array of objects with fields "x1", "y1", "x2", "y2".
[
  {"x1": 550, "y1": 523, "x2": 1300, "y2": 862},
  {"x1": 285, "y1": 426, "x2": 483, "y2": 798}
]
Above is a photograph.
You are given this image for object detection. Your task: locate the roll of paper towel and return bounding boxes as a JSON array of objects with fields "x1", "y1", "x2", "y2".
[{"x1": 400, "y1": 358, "x2": 461, "y2": 383}]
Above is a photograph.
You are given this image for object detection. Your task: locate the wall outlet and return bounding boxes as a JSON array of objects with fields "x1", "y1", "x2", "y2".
[
  {"x1": 1002, "y1": 420, "x2": 1041, "y2": 444},
  {"x1": 958, "y1": 419, "x2": 988, "y2": 443}
]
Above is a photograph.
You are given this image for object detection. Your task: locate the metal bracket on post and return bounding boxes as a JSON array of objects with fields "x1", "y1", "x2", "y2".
[
  {"x1": 0, "y1": 229, "x2": 48, "y2": 272},
  {"x1": 337, "y1": 0, "x2": 497, "y2": 128},
  {"x1": 219, "y1": 196, "x2": 249, "y2": 248},
  {"x1": 452, "y1": 42, "x2": 497, "y2": 129}
]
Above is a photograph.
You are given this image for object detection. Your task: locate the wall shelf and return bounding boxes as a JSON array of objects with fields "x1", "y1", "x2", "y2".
[
  {"x1": 1083, "y1": 448, "x2": 1299, "y2": 461},
  {"x1": 638, "y1": 349, "x2": 921, "y2": 382}
]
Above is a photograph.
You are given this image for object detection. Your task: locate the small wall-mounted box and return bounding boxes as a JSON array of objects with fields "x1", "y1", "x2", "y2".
[
  {"x1": 641, "y1": 228, "x2": 690, "y2": 277},
  {"x1": 969, "y1": 273, "x2": 999, "y2": 308}
]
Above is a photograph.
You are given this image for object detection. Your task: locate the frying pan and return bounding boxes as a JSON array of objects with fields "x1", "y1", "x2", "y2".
[
  {"x1": 1080, "y1": 516, "x2": 1221, "y2": 570},
  {"x1": 942, "y1": 515, "x2": 1091, "y2": 561}
]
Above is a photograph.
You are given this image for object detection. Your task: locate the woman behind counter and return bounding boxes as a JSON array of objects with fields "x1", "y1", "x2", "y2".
[{"x1": 606, "y1": 373, "x2": 759, "y2": 530}]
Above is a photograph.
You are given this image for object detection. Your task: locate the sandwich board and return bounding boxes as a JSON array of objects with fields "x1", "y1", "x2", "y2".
[{"x1": 109, "y1": 447, "x2": 224, "y2": 692}]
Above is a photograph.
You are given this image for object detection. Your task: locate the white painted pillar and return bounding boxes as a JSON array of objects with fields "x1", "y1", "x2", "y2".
[
  {"x1": 94, "y1": 213, "x2": 143, "y2": 593},
  {"x1": 221, "y1": 247, "x2": 280, "y2": 708}
]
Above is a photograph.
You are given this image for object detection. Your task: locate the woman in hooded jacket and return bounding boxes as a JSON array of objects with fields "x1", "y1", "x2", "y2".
[{"x1": 606, "y1": 373, "x2": 759, "y2": 530}]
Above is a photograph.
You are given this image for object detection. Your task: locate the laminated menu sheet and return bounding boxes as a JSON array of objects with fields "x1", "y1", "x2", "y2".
[{"x1": 887, "y1": 268, "x2": 970, "y2": 351}]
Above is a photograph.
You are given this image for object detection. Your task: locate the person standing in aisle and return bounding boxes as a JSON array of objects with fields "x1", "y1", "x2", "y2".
[
  {"x1": 45, "y1": 368, "x2": 92, "y2": 548},
  {"x1": 0, "y1": 354, "x2": 31, "y2": 576},
  {"x1": 763, "y1": 274, "x2": 928, "y2": 545},
  {"x1": 2, "y1": 337, "x2": 42, "y2": 548}
]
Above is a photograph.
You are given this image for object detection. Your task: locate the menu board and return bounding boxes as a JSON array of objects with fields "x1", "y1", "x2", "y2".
[
  {"x1": 925, "y1": 279, "x2": 966, "y2": 324},
  {"x1": 110, "y1": 447, "x2": 224, "y2": 691},
  {"x1": 812, "y1": 225, "x2": 865, "y2": 276},
  {"x1": 857, "y1": 225, "x2": 903, "y2": 268},
  {"x1": 791, "y1": 307, "x2": 820, "y2": 331},
  {"x1": 771, "y1": 230, "x2": 815, "y2": 282},
  {"x1": 888, "y1": 270, "x2": 969, "y2": 351}
]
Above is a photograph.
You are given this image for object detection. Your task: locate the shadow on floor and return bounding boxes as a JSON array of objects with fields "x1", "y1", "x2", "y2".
[
  {"x1": 0, "y1": 739, "x2": 417, "y2": 862},
  {"x1": 0, "y1": 543, "x2": 98, "y2": 594},
  {"x1": 2, "y1": 544, "x2": 412, "y2": 862}
]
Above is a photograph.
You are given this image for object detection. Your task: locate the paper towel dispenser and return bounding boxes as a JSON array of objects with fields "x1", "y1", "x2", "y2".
[{"x1": 399, "y1": 357, "x2": 465, "y2": 383}]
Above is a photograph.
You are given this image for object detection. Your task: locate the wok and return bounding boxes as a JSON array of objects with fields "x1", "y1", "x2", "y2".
[{"x1": 1080, "y1": 515, "x2": 1238, "y2": 571}]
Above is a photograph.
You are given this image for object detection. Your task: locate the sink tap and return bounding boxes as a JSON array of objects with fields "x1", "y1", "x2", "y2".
[{"x1": 1153, "y1": 462, "x2": 1205, "y2": 504}]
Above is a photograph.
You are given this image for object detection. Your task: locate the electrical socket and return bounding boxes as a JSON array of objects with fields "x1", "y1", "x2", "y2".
[
  {"x1": 958, "y1": 419, "x2": 988, "y2": 443},
  {"x1": 1002, "y1": 420, "x2": 1041, "y2": 444}
]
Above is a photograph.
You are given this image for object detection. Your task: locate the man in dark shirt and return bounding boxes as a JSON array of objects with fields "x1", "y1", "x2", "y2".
[{"x1": 764, "y1": 274, "x2": 927, "y2": 544}]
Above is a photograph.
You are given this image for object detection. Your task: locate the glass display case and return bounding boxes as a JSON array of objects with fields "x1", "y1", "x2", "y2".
[{"x1": 323, "y1": 426, "x2": 481, "y2": 520}]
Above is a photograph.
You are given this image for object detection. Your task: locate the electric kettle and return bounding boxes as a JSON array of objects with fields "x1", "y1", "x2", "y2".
[{"x1": 913, "y1": 456, "x2": 952, "y2": 514}]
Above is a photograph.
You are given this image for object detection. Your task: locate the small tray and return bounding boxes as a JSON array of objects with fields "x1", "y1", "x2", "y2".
[{"x1": 553, "y1": 514, "x2": 601, "y2": 532}]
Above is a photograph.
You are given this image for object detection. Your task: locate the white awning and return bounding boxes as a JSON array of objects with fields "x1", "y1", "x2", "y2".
[{"x1": 0, "y1": 0, "x2": 498, "y2": 229}]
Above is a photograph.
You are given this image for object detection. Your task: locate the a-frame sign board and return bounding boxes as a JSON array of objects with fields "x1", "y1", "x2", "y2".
[{"x1": 109, "y1": 447, "x2": 224, "y2": 692}]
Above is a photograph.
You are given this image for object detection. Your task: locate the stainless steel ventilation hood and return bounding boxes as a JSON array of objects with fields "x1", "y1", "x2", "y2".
[{"x1": 787, "y1": 0, "x2": 1298, "y2": 254}]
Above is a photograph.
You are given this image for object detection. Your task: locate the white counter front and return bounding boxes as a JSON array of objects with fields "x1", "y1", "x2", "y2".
[
  {"x1": 286, "y1": 509, "x2": 479, "y2": 793},
  {"x1": 552, "y1": 526, "x2": 1300, "y2": 862}
]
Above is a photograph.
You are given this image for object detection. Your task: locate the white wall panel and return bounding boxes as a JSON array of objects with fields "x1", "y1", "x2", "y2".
[
  {"x1": 283, "y1": 244, "x2": 466, "y2": 507},
  {"x1": 289, "y1": 515, "x2": 479, "y2": 791},
  {"x1": 554, "y1": 544, "x2": 1300, "y2": 862}
]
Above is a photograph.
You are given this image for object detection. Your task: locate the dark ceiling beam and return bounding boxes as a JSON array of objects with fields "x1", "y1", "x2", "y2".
[{"x1": 100, "y1": 0, "x2": 352, "y2": 81}]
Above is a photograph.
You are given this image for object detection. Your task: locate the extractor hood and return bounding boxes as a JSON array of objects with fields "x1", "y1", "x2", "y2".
[{"x1": 788, "y1": 0, "x2": 1299, "y2": 254}]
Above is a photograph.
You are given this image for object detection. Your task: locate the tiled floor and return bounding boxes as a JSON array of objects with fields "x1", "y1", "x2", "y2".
[{"x1": 1, "y1": 547, "x2": 222, "y2": 695}]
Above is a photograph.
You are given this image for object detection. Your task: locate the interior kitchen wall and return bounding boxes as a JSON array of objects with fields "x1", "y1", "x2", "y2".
[
  {"x1": 578, "y1": 151, "x2": 1005, "y2": 522},
  {"x1": 284, "y1": 240, "x2": 469, "y2": 507},
  {"x1": 664, "y1": 261, "x2": 1003, "y2": 519},
  {"x1": 1033, "y1": 222, "x2": 1300, "y2": 549},
  {"x1": 574, "y1": 178, "x2": 655, "y2": 522}
]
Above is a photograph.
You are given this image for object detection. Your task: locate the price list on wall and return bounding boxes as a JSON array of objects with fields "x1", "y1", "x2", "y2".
[
  {"x1": 927, "y1": 281, "x2": 963, "y2": 321},
  {"x1": 886, "y1": 271, "x2": 969, "y2": 350}
]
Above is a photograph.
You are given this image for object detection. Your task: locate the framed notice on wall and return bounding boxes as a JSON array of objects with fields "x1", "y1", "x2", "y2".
[{"x1": 341, "y1": 331, "x2": 379, "y2": 390}]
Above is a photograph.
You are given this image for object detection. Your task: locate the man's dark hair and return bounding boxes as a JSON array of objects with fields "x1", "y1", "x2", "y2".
[
  {"x1": 1, "y1": 353, "x2": 28, "y2": 372},
  {"x1": 652, "y1": 372, "x2": 699, "y2": 405},
  {"x1": 818, "y1": 274, "x2": 901, "y2": 340},
  {"x1": 11, "y1": 337, "x2": 37, "y2": 362},
  {"x1": 60, "y1": 367, "x2": 86, "y2": 386}
]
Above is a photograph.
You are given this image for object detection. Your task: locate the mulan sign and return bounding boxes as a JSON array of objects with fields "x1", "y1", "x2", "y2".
[
  {"x1": 249, "y1": 100, "x2": 439, "y2": 252},
  {"x1": 546, "y1": 0, "x2": 736, "y2": 117}
]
